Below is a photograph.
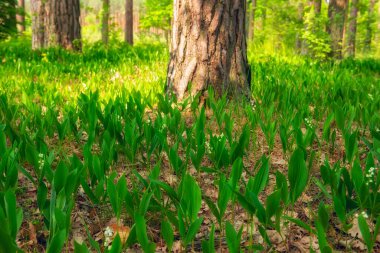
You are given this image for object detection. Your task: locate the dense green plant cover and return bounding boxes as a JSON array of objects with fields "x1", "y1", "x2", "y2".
[{"x1": 0, "y1": 39, "x2": 380, "y2": 252}]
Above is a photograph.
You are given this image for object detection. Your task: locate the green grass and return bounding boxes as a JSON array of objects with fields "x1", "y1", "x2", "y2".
[{"x1": 0, "y1": 38, "x2": 380, "y2": 252}]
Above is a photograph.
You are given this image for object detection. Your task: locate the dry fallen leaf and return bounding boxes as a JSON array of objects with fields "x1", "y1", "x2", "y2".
[
  {"x1": 28, "y1": 222, "x2": 37, "y2": 245},
  {"x1": 107, "y1": 222, "x2": 131, "y2": 244}
]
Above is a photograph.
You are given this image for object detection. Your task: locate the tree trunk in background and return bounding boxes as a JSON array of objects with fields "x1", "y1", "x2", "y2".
[
  {"x1": 47, "y1": 0, "x2": 82, "y2": 50},
  {"x1": 327, "y1": 0, "x2": 348, "y2": 59},
  {"x1": 31, "y1": 0, "x2": 45, "y2": 49},
  {"x1": 31, "y1": 0, "x2": 81, "y2": 50},
  {"x1": 125, "y1": 0, "x2": 133, "y2": 45},
  {"x1": 17, "y1": 0, "x2": 25, "y2": 33},
  {"x1": 364, "y1": 0, "x2": 376, "y2": 52},
  {"x1": 314, "y1": 0, "x2": 322, "y2": 15},
  {"x1": 248, "y1": 0, "x2": 257, "y2": 40},
  {"x1": 295, "y1": 2, "x2": 304, "y2": 53},
  {"x1": 167, "y1": 0, "x2": 250, "y2": 100},
  {"x1": 347, "y1": 0, "x2": 358, "y2": 57},
  {"x1": 102, "y1": 0, "x2": 110, "y2": 45}
]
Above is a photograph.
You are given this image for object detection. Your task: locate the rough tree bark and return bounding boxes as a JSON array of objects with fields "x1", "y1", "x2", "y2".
[
  {"x1": 347, "y1": 0, "x2": 359, "y2": 57},
  {"x1": 125, "y1": 0, "x2": 133, "y2": 45},
  {"x1": 248, "y1": 0, "x2": 257, "y2": 40},
  {"x1": 327, "y1": 0, "x2": 348, "y2": 59},
  {"x1": 17, "y1": 0, "x2": 25, "y2": 33},
  {"x1": 364, "y1": 0, "x2": 376, "y2": 52},
  {"x1": 102, "y1": 0, "x2": 110, "y2": 45},
  {"x1": 31, "y1": 0, "x2": 81, "y2": 50},
  {"x1": 31, "y1": 0, "x2": 46, "y2": 49},
  {"x1": 46, "y1": 0, "x2": 82, "y2": 50},
  {"x1": 167, "y1": 0, "x2": 250, "y2": 100}
]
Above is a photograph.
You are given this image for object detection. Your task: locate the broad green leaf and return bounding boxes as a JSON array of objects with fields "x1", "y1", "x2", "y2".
[
  {"x1": 288, "y1": 148, "x2": 308, "y2": 203},
  {"x1": 252, "y1": 156, "x2": 270, "y2": 195},
  {"x1": 185, "y1": 217, "x2": 203, "y2": 246},
  {"x1": 358, "y1": 215, "x2": 373, "y2": 251},
  {"x1": 161, "y1": 219, "x2": 174, "y2": 251}
]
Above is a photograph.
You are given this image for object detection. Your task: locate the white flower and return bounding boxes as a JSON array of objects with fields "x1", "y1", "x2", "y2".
[
  {"x1": 205, "y1": 141, "x2": 212, "y2": 155},
  {"x1": 82, "y1": 83, "x2": 88, "y2": 90},
  {"x1": 361, "y1": 211, "x2": 369, "y2": 219}
]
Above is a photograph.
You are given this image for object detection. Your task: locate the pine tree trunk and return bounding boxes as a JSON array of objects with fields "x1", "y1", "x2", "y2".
[
  {"x1": 327, "y1": 0, "x2": 348, "y2": 59},
  {"x1": 167, "y1": 0, "x2": 250, "y2": 100},
  {"x1": 46, "y1": 0, "x2": 82, "y2": 50},
  {"x1": 17, "y1": 0, "x2": 25, "y2": 33},
  {"x1": 347, "y1": 0, "x2": 358, "y2": 57},
  {"x1": 125, "y1": 0, "x2": 133, "y2": 45},
  {"x1": 102, "y1": 0, "x2": 110, "y2": 45},
  {"x1": 364, "y1": 0, "x2": 376, "y2": 52},
  {"x1": 31, "y1": 0, "x2": 46, "y2": 49},
  {"x1": 31, "y1": 0, "x2": 81, "y2": 50},
  {"x1": 248, "y1": 0, "x2": 257, "y2": 40}
]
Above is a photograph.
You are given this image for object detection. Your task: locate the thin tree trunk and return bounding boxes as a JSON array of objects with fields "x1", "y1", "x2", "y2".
[
  {"x1": 314, "y1": 0, "x2": 322, "y2": 15},
  {"x1": 364, "y1": 0, "x2": 376, "y2": 52},
  {"x1": 327, "y1": 0, "x2": 348, "y2": 59},
  {"x1": 17, "y1": 0, "x2": 25, "y2": 33},
  {"x1": 102, "y1": 0, "x2": 110, "y2": 45},
  {"x1": 347, "y1": 0, "x2": 359, "y2": 57},
  {"x1": 31, "y1": 0, "x2": 45, "y2": 49},
  {"x1": 125, "y1": 0, "x2": 133, "y2": 45},
  {"x1": 248, "y1": 0, "x2": 257, "y2": 40},
  {"x1": 296, "y1": 2, "x2": 304, "y2": 53},
  {"x1": 167, "y1": 0, "x2": 250, "y2": 100}
]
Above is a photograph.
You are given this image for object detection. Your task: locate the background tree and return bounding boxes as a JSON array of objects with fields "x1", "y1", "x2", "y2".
[
  {"x1": 364, "y1": 0, "x2": 377, "y2": 52},
  {"x1": 102, "y1": 0, "x2": 110, "y2": 45},
  {"x1": 327, "y1": 0, "x2": 348, "y2": 59},
  {"x1": 17, "y1": 0, "x2": 25, "y2": 33},
  {"x1": 140, "y1": 0, "x2": 172, "y2": 44},
  {"x1": 125, "y1": 0, "x2": 133, "y2": 45},
  {"x1": 31, "y1": 0, "x2": 82, "y2": 50},
  {"x1": 167, "y1": 0, "x2": 250, "y2": 100},
  {"x1": 248, "y1": 0, "x2": 257, "y2": 40},
  {"x1": 347, "y1": 0, "x2": 359, "y2": 57},
  {"x1": 0, "y1": 0, "x2": 17, "y2": 40}
]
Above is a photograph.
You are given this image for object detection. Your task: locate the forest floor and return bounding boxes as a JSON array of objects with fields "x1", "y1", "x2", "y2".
[{"x1": 1, "y1": 39, "x2": 380, "y2": 252}]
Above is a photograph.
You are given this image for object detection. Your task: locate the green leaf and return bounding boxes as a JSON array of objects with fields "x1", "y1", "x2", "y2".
[
  {"x1": 333, "y1": 195, "x2": 346, "y2": 224},
  {"x1": 229, "y1": 158, "x2": 243, "y2": 190},
  {"x1": 4, "y1": 190, "x2": 18, "y2": 239},
  {"x1": 139, "y1": 190, "x2": 153, "y2": 216},
  {"x1": 47, "y1": 229, "x2": 66, "y2": 253},
  {"x1": 230, "y1": 124, "x2": 250, "y2": 162},
  {"x1": 204, "y1": 196, "x2": 221, "y2": 223},
  {"x1": 283, "y1": 216, "x2": 316, "y2": 234},
  {"x1": 53, "y1": 162, "x2": 68, "y2": 193},
  {"x1": 185, "y1": 217, "x2": 203, "y2": 246},
  {"x1": 74, "y1": 241, "x2": 90, "y2": 253},
  {"x1": 135, "y1": 213, "x2": 156, "y2": 253},
  {"x1": 225, "y1": 221, "x2": 242, "y2": 253},
  {"x1": 288, "y1": 148, "x2": 308, "y2": 203},
  {"x1": 358, "y1": 215, "x2": 373, "y2": 251},
  {"x1": 252, "y1": 156, "x2": 270, "y2": 195},
  {"x1": 180, "y1": 174, "x2": 202, "y2": 222},
  {"x1": 161, "y1": 219, "x2": 174, "y2": 251},
  {"x1": 266, "y1": 190, "x2": 281, "y2": 222},
  {"x1": 318, "y1": 202, "x2": 329, "y2": 232},
  {"x1": 201, "y1": 224, "x2": 215, "y2": 253},
  {"x1": 107, "y1": 176, "x2": 119, "y2": 217},
  {"x1": 351, "y1": 159, "x2": 363, "y2": 194},
  {"x1": 108, "y1": 234, "x2": 122, "y2": 253}
]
